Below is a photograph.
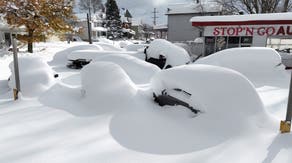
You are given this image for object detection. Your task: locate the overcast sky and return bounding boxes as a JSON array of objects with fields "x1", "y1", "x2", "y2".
[{"x1": 115, "y1": 0, "x2": 192, "y2": 25}]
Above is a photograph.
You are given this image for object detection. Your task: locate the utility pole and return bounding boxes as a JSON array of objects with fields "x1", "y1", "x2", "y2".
[
  {"x1": 152, "y1": 8, "x2": 159, "y2": 26},
  {"x1": 280, "y1": 71, "x2": 292, "y2": 133},
  {"x1": 87, "y1": 0, "x2": 92, "y2": 44},
  {"x1": 12, "y1": 38, "x2": 20, "y2": 100}
]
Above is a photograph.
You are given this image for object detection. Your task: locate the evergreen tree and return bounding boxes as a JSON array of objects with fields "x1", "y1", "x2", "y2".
[
  {"x1": 0, "y1": 0, "x2": 75, "y2": 53},
  {"x1": 79, "y1": 0, "x2": 103, "y2": 13},
  {"x1": 105, "y1": 0, "x2": 122, "y2": 39}
]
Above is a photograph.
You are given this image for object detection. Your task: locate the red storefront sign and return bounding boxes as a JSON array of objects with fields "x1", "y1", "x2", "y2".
[{"x1": 212, "y1": 25, "x2": 292, "y2": 36}]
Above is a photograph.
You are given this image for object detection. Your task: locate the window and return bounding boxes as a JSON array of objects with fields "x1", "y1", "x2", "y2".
[
  {"x1": 228, "y1": 37, "x2": 240, "y2": 48},
  {"x1": 216, "y1": 36, "x2": 227, "y2": 51}
]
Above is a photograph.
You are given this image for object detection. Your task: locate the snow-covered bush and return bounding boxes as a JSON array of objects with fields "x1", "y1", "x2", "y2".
[
  {"x1": 146, "y1": 39, "x2": 191, "y2": 68},
  {"x1": 8, "y1": 56, "x2": 56, "y2": 96},
  {"x1": 81, "y1": 62, "x2": 137, "y2": 106},
  {"x1": 195, "y1": 47, "x2": 288, "y2": 86},
  {"x1": 94, "y1": 54, "x2": 160, "y2": 84}
]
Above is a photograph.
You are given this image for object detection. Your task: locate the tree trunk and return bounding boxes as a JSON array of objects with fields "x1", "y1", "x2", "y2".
[{"x1": 28, "y1": 29, "x2": 34, "y2": 53}]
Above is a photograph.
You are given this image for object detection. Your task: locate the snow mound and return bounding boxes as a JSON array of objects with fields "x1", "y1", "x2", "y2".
[
  {"x1": 98, "y1": 37, "x2": 114, "y2": 44},
  {"x1": 195, "y1": 47, "x2": 288, "y2": 86},
  {"x1": 94, "y1": 54, "x2": 160, "y2": 84},
  {"x1": 151, "y1": 64, "x2": 271, "y2": 127},
  {"x1": 125, "y1": 43, "x2": 148, "y2": 52},
  {"x1": 81, "y1": 62, "x2": 137, "y2": 107},
  {"x1": 119, "y1": 40, "x2": 133, "y2": 48},
  {"x1": 94, "y1": 42, "x2": 122, "y2": 51},
  {"x1": 50, "y1": 44, "x2": 103, "y2": 65},
  {"x1": 8, "y1": 56, "x2": 56, "y2": 96},
  {"x1": 67, "y1": 50, "x2": 108, "y2": 61},
  {"x1": 110, "y1": 64, "x2": 274, "y2": 155},
  {"x1": 146, "y1": 39, "x2": 191, "y2": 68}
]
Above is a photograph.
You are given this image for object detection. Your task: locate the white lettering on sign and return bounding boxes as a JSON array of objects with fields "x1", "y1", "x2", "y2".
[{"x1": 211, "y1": 26, "x2": 292, "y2": 36}]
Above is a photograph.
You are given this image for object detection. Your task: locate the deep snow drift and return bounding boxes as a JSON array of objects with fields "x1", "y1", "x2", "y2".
[
  {"x1": 0, "y1": 41, "x2": 292, "y2": 163},
  {"x1": 8, "y1": 56, "x2": 57, "y2": 96},
  {"x1": 195, "y1": 47, "x2": 290, "y2": 87}
]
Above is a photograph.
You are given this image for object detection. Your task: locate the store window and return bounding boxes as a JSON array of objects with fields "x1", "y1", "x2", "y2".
[
  {"x1": 240, "y1": 36, "x2": 252, "y2": 47},
  {"x1": 266, "y1": 37, "x2": 292, "y2": 51},
  {"x1": 216, "y1": 36, "x2": 227, "y2": 52},
  {"x1": 228, "y1": 37, "x2": 240, "y2": 48}
]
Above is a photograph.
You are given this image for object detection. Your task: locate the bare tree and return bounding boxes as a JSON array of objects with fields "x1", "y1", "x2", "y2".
[
  {"x1": 79, "y1": 0, "x2": 103, "y2": 13},
  {"x1": 215, "y1": 0, "x2": 291, "y2": 14}
]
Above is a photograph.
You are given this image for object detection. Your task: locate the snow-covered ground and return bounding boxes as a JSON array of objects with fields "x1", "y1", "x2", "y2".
[{"x1": 0, "y1": 40, "x2": 292, "y2": 163}]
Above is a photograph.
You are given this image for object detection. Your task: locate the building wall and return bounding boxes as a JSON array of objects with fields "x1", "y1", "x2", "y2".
[{"x1": 167, "y1": 14, "x2": 200, "y2": 41}]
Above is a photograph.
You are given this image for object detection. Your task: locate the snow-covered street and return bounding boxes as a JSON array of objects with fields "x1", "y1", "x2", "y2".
[{"x1": 0, "y1": 40, "x2": 292, "y2": 163}]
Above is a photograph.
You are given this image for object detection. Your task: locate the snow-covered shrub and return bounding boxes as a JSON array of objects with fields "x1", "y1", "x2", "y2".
[
  {"x1": 8, "y1": 56, "x2": 56, "y2": 96},
  {"x1": 146, "y1": 39, "x2": 191, "y2": 69},
  {"x1": 81, "y1": 62, "x2": 137, "y2": 106}
]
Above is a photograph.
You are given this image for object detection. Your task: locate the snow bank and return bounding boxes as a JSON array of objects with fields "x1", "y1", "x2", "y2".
[
  {"x1": 94, "y1": 54, "x2": 160, "y2": 84},
  {"x1": 50, "y1": 44, "x2": 103, "y2": 65},
  {"x1": 8, "y1": 56, "x2": 56, "y2": 96},
  {"x1": 67, "y1": 50, "x2": 145, "y2": 61},
  {"x1": 119, "y1": 40, "x2": 133, "y2": 48},
  {"x1": 124, "y1": 44, "x2": 148, "y2": 52},
  {"x1": 94, "y1": 42, "x2": 122, "y2": 51},
  {"x1": 195, "y1": 47, "x2": 289, "y2": 87},
  {"x1": 146, "y1": 39, "x2": 191, "y2": 68},
  {"x1": 81, "y1": 62, "x2": 137, "y2": 107}
]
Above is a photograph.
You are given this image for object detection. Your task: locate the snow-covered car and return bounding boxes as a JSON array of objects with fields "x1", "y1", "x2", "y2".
[
  {"x1": 145, "y1": 39, "x2": 191, "y2": 69},
  {"x1": 150, "y1": 64, "x2": 265, "y2": 119},
  {"x1": 8, "y1": 56, "x2": 58, "y2": 96},
  {"x1": 195, "y1": 47, "x2": 287, "y2": 86},
  {"x1": 276, "y1": 48, "x2": 292, "y2": 68}
]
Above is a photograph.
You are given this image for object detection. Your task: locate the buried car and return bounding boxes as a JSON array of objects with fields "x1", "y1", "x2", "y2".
[
  {"x1": 150, "y1": 64, "x2": 266, "y2": 118},
  {"x1": 145, "y1": 39, "x2": 191, "y2": 69},
  {"x1": 8, "y1": 56, "x2": 58, "y2": 96}
]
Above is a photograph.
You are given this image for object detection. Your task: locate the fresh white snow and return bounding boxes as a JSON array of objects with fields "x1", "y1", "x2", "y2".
[{"x1": 0, "y1": 40, "x2": 292, "y2": 163}]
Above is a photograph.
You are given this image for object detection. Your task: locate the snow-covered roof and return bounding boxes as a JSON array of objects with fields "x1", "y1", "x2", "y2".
[
  {"x1": 153, "y1": 25, "x2": 168, "y2": 30},
  {"x1": 190, "y1": 12, "x2": 292, "y2": 26},
  {"x1": 166, "y1": 2, "x2": 222, "y2": 15}
]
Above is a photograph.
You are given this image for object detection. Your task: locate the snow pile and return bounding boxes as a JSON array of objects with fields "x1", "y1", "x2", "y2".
[
  {"x1": 8, "y1": 56, "x2": 56, "y2": 96},
  {"x1": 195, "y1": 47, "x2": 288, "y2": 86},
  {"x1": 124, "y1": 43, "x2": 148, "y2": 52},
  {"x1": 94, "y1": 42, "x2": 122, "y2": 51},
  {"x1": 98, "y1": 37, "x2": 114, "y2": 44},
  {"x1": 146, "y1": 39, "x2": 191, "y2": 68},
  {"x1": 50, "y1": 44, "x2": 103, "y2": 65},
  {"x1": 153, "y1": 64, "x2": 272, "y2": 120},
  {"x1": 81, "y1": 62, "x2": 137, "y2": 107},
  {"x1": 94, "y1": 54, "x2": 160, "y2": 84},
  {"x1": 119, "y1": 40, "x2": 133, "y2": 48},
  {"x1": 151, "y1": 64, "x2": 272, "y2": 127},
  {"x1": 67, "y1": 50, "x2": 108, "y2": 61}
]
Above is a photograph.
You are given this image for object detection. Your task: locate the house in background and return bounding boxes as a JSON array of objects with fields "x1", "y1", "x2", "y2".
[{"x1": 75, "y1": 12, "x2": 107, "y2": 41}]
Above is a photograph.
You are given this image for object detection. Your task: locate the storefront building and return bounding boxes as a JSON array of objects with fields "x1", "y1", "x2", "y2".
[{"x1": 190, "y1": 12, "x2": 292, "y2": 56}]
